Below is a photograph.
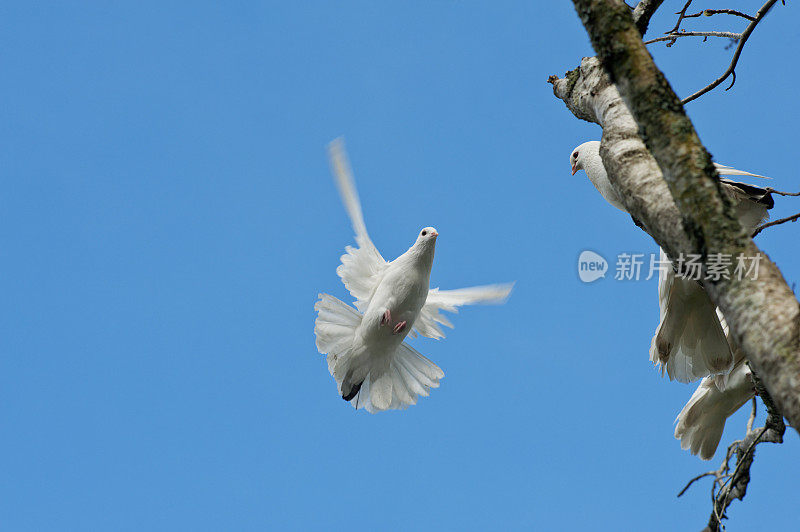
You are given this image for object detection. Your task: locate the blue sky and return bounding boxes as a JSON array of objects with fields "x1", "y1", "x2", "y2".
[{"x1": 2, "y1": 1, "x2": 798, "y2": 530}]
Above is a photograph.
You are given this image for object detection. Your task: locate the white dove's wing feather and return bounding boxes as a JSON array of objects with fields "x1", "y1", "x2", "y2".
[
  {"x1": 328, "y1": 138, "x2": 388, "y2": 312},
  {"x1": 714, "y1": 162, "x2": 770, "y2": 179},
  {"x1": 650, "y1": 278, "x2": 733, "y2": 382},
  {"x1": 649, "y1": 249, "x2": 733, "y2": 382},
  {"x1": 411, "y1": 283, "x2": 514, "y2": 339}
]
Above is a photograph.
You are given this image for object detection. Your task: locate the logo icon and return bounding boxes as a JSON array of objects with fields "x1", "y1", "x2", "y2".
[{"x1": 578, "y1": 250, "x2": 608, "y2": 283}]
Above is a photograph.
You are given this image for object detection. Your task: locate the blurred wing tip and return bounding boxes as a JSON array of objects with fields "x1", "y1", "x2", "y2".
[
  {"x1": 327, "y1": 136, "x2": 345, "y2": 151},
  {"x1": 488, "y1": 282, "x2": 515, "y2": 302}
]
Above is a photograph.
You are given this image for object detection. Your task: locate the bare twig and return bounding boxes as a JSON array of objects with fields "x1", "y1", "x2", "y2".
[
  {"x1": 645, "y1": 31, "x2": 741, "y2": 45},
  {"x1": 684, "y1": 9, "x2": 756, "y2": 21},
  {"x1": 682, "y1": 0, "x2": 781, "y2": 104},
  {"x1": 764, "y1": 187, "x2": 800, "y2": 197},
  {"x1": 746, "y1": 398, "x2": 756, "y2": 433},
  {"x1": 752, "y1": 212, "x2": 800, "y2": 237},
  {"x1": 678, "y1": 471, "x2": 716, "y2": 497}
]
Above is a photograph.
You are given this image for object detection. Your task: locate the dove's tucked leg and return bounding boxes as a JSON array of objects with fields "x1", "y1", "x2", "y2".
[
  {"x1": 392, "y1": 321, "x2": 407, "y2": 335},
  {"x1": 381, "y1": 309, "x2": 391, "y2": 327}
]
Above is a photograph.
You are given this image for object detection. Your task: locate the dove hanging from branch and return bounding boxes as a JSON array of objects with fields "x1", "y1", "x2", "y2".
[
  {"x1": 569, "y1": 140, "x2": 773, "y2": 384},
  {"x1": 314, "y1": 138, "x2": 513, "y2": 413}
]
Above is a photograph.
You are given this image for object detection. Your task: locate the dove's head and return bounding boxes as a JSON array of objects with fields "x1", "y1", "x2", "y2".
[
  {"x1": 570, "y1": 141, "x2": 601, "y2": 175},
  {"x1": 412, "y1": 226, "x2": 439, "y2": 252},
  {"x1": 404, "y1": 227, "x2": 438, "y2": 268},
  {"x1": 416, "y1": 226, "x2": 438, "y2": 244}
]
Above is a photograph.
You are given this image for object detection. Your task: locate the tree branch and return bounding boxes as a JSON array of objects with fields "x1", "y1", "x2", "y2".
[
  {"x1": 763, "y1": 187, "x2": 800, "y2": 198},
  {"x1": 752, "y1": 212, "x2": 800, "y2": 237},
  {"x1": 678, "y1": 470, "x2": 715, "y2": 497},
  {"x1": 549, "y1": 1, "x2": 800, "y2": 432},
  {"x1": 644, "y1": 31, "x2": 741, "y2": 46},
  {"x1": 682, "y1": 0, "x2": 780, "y2": 103},
  {"x1": 632, "y1": 0, "x2": 666, "y2": 35},
  {"x1": 667, "y1": 0, "x2": 695, "y2": 34},
  {"x1": 684, "y1": 9, "x2": 756, "y2": 22},
  {"x1": 751, "y1": 187, "x2": 800, "y2": 236}
]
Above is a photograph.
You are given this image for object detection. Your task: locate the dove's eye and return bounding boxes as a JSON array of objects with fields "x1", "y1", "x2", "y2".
[
  {"x1": 421, "y1": 230, "x2": 427, "y2": 236},
  {"x1": 572, "y1": 152, "x2": 578, "y2": 159}
]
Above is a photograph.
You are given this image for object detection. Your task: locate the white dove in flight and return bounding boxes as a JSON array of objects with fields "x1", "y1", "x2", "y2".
[
  {"x1": 314, "y1": 138, "x2": 513, "y2": 413},
  {"x1": 569, "y1": 140, "x2": 773, "y2": 383}
]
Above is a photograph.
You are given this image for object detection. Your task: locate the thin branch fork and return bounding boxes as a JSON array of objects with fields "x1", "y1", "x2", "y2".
[
  {"x1": 682, "y1": 0, "x2": 781, "y2": 104},
  {"x1": 667, "y1": 0, "x2": 695, "y2": 34}
]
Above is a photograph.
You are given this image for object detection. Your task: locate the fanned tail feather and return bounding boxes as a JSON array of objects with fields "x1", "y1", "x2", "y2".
[
  {"x1": 675, "y1": 361, "x2": 755, "y2": 460},
  {"x1": 314, "y1": 293, "x2": 362, "y2": 375},
  {"x1": 348, "y1": 342, "x2": 444, "y2": 414},
  {"x1": 313, "y1": 293, "x2": 444, "y2": 413}
]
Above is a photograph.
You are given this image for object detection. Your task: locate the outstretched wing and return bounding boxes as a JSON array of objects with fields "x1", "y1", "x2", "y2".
[
  {"x1": 411, "y1": 283, "x2": 514, "y2": 339},
  {"x1": 328, "y1": 138, "x2": 388, "y2": 312}
]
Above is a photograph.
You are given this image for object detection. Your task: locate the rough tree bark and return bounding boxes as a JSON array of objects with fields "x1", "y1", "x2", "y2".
[
  {"x1": 548, "y1": 0, "x2": 800, "y2": 433},
  {"x1": 631, "y1": 0, "x2": 665, "y2": 35}
]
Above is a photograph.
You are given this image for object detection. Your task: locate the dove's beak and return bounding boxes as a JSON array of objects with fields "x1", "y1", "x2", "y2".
[
  {"x1": 430, "y1": 230, "x2": 438, "y2": 237},
  {"x1": 571, "y1": 164, "x2": 578, "y2": 175}
]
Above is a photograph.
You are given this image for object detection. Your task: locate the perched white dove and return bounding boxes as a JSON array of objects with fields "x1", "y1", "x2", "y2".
[
  {"x1": 314, "y1": 138, "x2": 513, "y2": 413},
  {"x1": 570, "y1": 140, "x2": 771, "y2": 459},
  {"x1": 569, "y1": 140, "x2": 772, "y2": 383},
  {"x1": 674, "y1": 311, "x2": 756, "y2": 460}
]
